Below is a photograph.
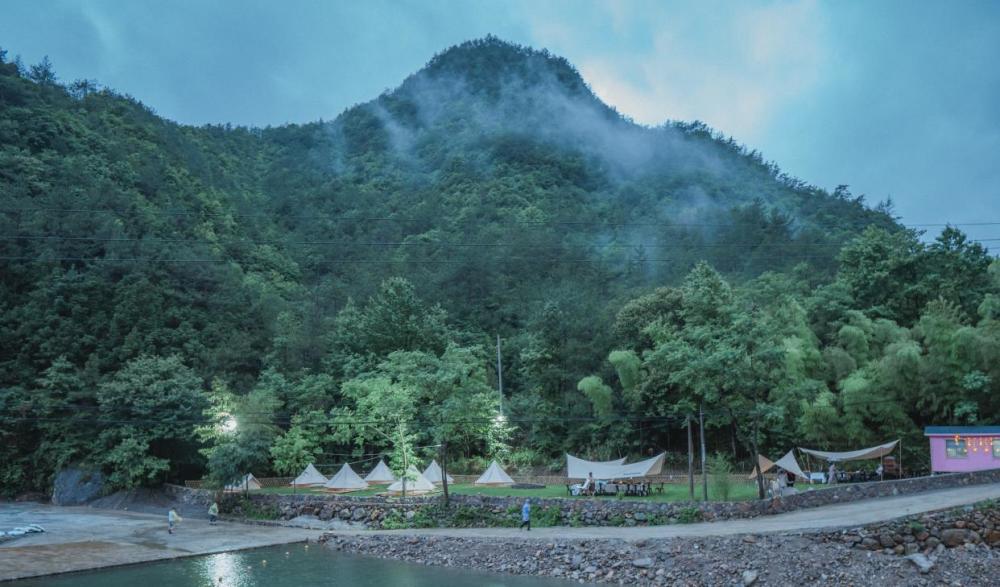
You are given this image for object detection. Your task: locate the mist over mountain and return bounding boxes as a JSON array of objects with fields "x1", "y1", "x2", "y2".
[{"x1": 14, "y1": 37, "x2": 990, "y2": 493}]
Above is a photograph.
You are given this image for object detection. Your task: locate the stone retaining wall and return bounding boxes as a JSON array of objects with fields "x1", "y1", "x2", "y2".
[
  {"x1": 813, "y1": 498, "x2": 999, "y2": 556},
  {"x1": 181, "y1": 468, "x2": 1000, "y2": 529}
]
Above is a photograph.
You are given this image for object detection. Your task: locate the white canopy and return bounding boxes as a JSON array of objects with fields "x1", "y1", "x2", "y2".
[
  {"x1": 364, "y1": 459, "x2": 396, "y2": 484},
  {"x1": 324, "y1": 464, "x2": 369, "y2": 491},
  {"x1": 421, "y1": 460, "x2": 454, "y2": 485},
  {"x1": 565, "y1": 455, "x2": 628, "y2": 479},
  {"x1": 386, "y1": 465, "x2": 435, "y2": 494},
  {"x1": 566, "y1": 453, "x2": 665, "y2": 480},
  {"x1": 290, "y1": 463, "x2": 328, "y2": 487},
  {"x1": 475, "y1": 460, "x2": 515, "y2": 486},
  {"x1": 225, "y1": 473, "x2": 260, "y2": 491},
  {"x1": 799, "y1": 440, "x2": 899, "y2": 463}
]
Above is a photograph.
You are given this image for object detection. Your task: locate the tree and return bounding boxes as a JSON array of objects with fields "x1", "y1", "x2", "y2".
[
  {"x1": 97, "y1": 356, "x2": 206, "y2": 488},
  {"x1": 201, "y1": 378, "x2": 281, "y2": 488},
  {"x1": 28, "y1": 56, "x2": 57, "y2": 85}
]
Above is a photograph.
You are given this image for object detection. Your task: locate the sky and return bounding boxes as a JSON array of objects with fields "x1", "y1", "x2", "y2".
[{"x1": 2, "y1": 0, "x2": 998, "y2": 243}]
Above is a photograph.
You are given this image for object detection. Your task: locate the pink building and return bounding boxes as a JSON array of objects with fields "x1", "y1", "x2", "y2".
[{"x1": 925, "y1": 426, "x2": 1000, "y2": 473}]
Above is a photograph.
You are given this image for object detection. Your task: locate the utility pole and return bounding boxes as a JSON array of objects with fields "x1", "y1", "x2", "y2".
[
  {"x1": 687, "y1": 414, "x2": 694, "y2": 500},
  {"x1": 700, "y1": 404, "x2": 707, "y2": 501},
  {"x1": 440, "y1": 441, "x2": 450, "y2": 506},
  {"x1": 496, "y1": 334, "x2": 503, "y2": 416}
]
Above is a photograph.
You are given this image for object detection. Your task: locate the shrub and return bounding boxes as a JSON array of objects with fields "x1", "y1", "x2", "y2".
[
  {"x1": 676, "y1": 507, "x2": 702, "y2": 524},
  {"x1": 381, "y1": 510, "x2": 408, "y2": 529},
  {"x1": 708, "y1": 453, "x2": 734, "y2": 501},
  {"x1": 236, "y1": 497, "x2": 279, "y2": 520},
  {"x1": 409, "y1": 508, "x2": 436, "y2": 528},
  {"x1": 534, "y1": 505, "x2": 562, "y2": 527}
]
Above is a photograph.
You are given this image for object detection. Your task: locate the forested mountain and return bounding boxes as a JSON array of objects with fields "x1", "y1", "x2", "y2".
[{"x1": 1, "y1": 38, "x2": 995, "y2": 494}]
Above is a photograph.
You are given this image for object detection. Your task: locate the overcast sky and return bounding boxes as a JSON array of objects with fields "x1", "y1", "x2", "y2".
[{"x1": 3, "y1": 0, "x2": 998, "y2": 243}]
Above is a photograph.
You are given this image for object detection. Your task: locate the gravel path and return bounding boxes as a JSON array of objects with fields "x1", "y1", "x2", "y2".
[{"x1": 325, "y1": 482, "x2": 1000, "y2": 541}]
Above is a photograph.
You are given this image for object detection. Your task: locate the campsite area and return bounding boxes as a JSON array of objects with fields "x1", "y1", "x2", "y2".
[{"x1": 256, "y1": 482, "x2": 762, "y2": 501}]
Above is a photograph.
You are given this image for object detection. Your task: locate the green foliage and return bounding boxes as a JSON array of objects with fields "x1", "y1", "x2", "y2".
[
  {"x1": 0, "y1": 42, "x2": 993, "y2": 493},
  {"x1": 577, "y1": 375, "x2": 613, "y2": 417},
  {"x1": 532, "y1": 505, "x2": 563, "y2": 527},
  {"x1": 708, "y1": 453, "x2": 735, "y2": 501},
  {"x1": 234, "y1": 497, "x2": 280, "y2": 520},
  {"x1": 380, "y1": 510, "x2": 409, "y2": 529},
  {"x1": 97, "y1": 355, "x2": 206, "y2": 489},
  {"x1": 676, "y1": 507, "x2": 703, "y2": 524}
]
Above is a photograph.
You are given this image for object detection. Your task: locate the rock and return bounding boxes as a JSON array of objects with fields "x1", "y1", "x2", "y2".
[
  {"x1": 925, "y1": 537, "x2": 940, "y2": 550},
  {"x1": 742, "y1": 569, "x2": 759, "y2": 585},
  {"x1": 878, "y1": 533, "x2": 896, "y2": 548},
  {"x1": 904, "y1": 543, "x2": 919, "y2": 555},
  {"x1": 632, "y1": 557, "x2": 654, "y2": 568},
  {"x1": 51, "y1": 467, "x2": 105, "y2": 506},
  {"x1": 941, "y1": 529, "x2": 968, "y2": 547},
  {"x1": 906, "y1": 553, "x2": 934, "y2": 574}
]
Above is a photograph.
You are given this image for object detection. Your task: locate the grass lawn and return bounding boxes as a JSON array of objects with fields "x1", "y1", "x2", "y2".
[{"x1": 255, "y1": 482, "x2": 763, "y2": 502}]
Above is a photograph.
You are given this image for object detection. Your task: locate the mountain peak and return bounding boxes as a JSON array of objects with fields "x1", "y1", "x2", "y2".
[{"x1": 408, "y1": 36, "x2": 592, "y2": 100}]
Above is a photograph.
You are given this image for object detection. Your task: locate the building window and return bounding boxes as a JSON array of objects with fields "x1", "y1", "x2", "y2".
[
  {"x1": 993, "y1": 439, "x2": 1000, "y2": 459},
  {"x1": 946, "y1": 439, "x2": 967, "y2": 458}
]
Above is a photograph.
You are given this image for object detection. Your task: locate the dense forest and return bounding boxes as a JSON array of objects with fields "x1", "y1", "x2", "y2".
[{"x1": 1, "y1": 38, "x2": 996, "y2": 494}]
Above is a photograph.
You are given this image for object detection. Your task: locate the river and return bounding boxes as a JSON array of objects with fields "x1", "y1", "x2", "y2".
[{"x1": 9, "y1": 542, "x2": 570, "y2": 586}]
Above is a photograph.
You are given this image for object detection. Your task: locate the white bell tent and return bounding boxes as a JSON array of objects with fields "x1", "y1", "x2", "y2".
[
  {"x1": 422, "y1": 459, "x2": 454, "y2": 485},
  {"x1": 224, "y1": 473, "x2": 261, "y2": 492},
  {"x1": 364, "y1": 459, "x2": 397, "y2": 484},
  {"x1": 290, "y1": 463, "x2": 328, "y2": 487},
  {"x1": 324, "y1": 464, "x2": 369, "y2": 493},
  {"x1": 474, "y1": 460, "x2": 515, "y2": 486},
  {"x1": 386, "y1": 465, "x2": 436, "y2": 495}
]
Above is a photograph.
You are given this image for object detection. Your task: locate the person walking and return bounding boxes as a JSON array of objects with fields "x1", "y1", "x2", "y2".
[
  {"x1": 168, "y1": 508, "x2": 182, "y2": 534},
  {"x1": 827, "y1": 462, "x2": 837, "y2": 485},
  {"x1": 519, "y1": 499, "x2": 531, "y2": 531},
  {"x1": 208, "y1": 502, "x2": 219, "y2": 525}
]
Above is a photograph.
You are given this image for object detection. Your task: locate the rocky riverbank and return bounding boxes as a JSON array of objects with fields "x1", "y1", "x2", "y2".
[
  {"x1": 319, "y1": 499, "x2": 1000, "y2": 585},
  {"x1": 320, "y1": 532, "x2": 998, "y2": 585}
]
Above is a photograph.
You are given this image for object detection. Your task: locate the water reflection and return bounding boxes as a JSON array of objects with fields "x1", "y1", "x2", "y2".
[
  {"x1": 199, "y1": 551, "x2": 250, "y2": 587},
  {"x1": 10, "y1": 543, "x2": 567, "y2": 587}
]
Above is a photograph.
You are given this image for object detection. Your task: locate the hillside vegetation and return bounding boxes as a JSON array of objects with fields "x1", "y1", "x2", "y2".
[{"x1": 0, "y1": 38, "x2": 996, "y2": 494}]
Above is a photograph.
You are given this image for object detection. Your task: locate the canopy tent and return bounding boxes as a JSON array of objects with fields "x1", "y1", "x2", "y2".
[
  {"x1": 422, "y1": 460, "x2": 454, "y2": 485},
  {"x1": 475, "y1": 460, "x2": 515, "y2": 486},
  {"x1": 386, "y1": 465, "x2": 436, "y2": 495},
  {"x1": 747, "y1": 454, "x2": 776, "y2": 479},
  {"x1": 225, "y1": 473, "x2": 261, "y2": 491},
  {"x1": 290, "y1": 463, "x2": 328, "y2": 487},
  {"x1": 565, "y1": 453, "x2": 665, "y2": 480},
  {"x1": 364, "y1": 459, "x2": 396, "y2": 484},
  {"x1": 749, "y1": 451, "x2": 808, "y2": 481},
  {"x1": 565, "y1": 455, "x2": 628, "y2": 479},
  {"x1": 324, "y1": 464, "x2": 369, "y2": 492},
  {"x1": 799, "y1": 440, "x2": 899, "y2": 463}
]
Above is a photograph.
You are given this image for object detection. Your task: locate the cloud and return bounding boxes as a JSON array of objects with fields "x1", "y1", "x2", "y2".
[{"x1": 572, "y1": 0, "x2": 828, "y2": 141}]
